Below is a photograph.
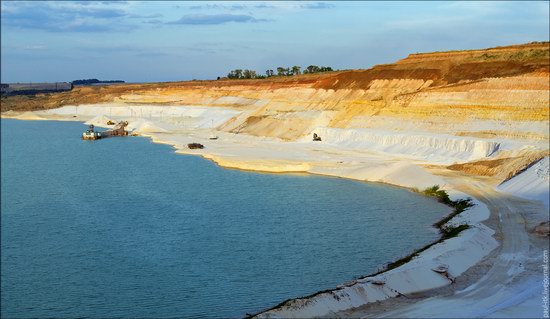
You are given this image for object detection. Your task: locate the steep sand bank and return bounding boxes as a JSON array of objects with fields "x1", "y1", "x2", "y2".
[
  {"x1": 2, "y1": 42, "x2": 548, "y2": 142},
  {"x1": 2, "y1": 42, "x2": 549, "y2": 318}
]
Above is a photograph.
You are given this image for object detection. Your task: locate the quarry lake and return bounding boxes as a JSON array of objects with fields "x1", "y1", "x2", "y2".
[{"x1": 1, "y1": 119, "x2": 449, "y2": 318}]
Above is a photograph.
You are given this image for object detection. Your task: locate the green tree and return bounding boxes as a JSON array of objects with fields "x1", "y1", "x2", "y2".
[
  {"x1": 291, "y1": 66, "x2": 301, "y2": 75},
  {"x1": 235, "y1": 69, "x2": 243, "y2": 79},
  {"x1": 305, "y1": 65, "x2": 320, "y2": 73},
  {"x1": 319, "y1": 66, "x2": 333, "y2": 72},
  {"x1": 276, "y1": 67, "x2": 287, "y2": 76},
  {"x1": 242, "y1": 69, "x2": 257, "y2": 79}
]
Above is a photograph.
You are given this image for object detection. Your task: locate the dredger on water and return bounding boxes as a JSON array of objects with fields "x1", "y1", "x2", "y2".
[{"x1": 82, "y1": 121, "x2": 129, "y2": 140}]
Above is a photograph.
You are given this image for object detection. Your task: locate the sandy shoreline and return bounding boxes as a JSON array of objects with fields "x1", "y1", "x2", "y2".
[{"x1": 2, "y1": 105, "x2": 549, "y2": 318}]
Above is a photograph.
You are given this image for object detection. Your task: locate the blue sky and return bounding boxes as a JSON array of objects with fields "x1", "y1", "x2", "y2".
[{"x1": 1, "y1": 1, "x2": 548, "y2": 83}]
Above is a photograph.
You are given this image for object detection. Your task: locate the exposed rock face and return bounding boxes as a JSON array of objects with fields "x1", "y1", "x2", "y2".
[
  {"x1": 2, "y1": 42, "x2": 548, "y2": 147},
  {"x1": 448, "y1": 150, "x2": 549, "y2": 180}
]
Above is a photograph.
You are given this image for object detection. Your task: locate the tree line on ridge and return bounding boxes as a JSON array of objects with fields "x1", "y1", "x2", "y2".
[{"x1": 224, "y1": 65, "x2": 334, "y2": 79}]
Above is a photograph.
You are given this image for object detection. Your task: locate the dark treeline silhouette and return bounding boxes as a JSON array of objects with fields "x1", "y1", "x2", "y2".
[
  {"x1": 225, "y1": 65, "x2": 334, "y2": 80},
  {"x1": 227, "y1": 69, "x2": 260, "y2": 79},
  {"x1": 1, "y1": 82, "x2": 73, "y2": 96},
  {"x1": 72, "y1": 79, "x2": 125, "y2": 85}
]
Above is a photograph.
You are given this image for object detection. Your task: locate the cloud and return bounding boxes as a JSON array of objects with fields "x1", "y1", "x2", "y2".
[
  {"x1": 167, "y1": 14, "x2": 267, "y2": 25},
  {"x1": 254, "y1": 3, "x2": 277, "y2": 9},
  {"x1": 128, "y1": 13, "x2": 163, "y2": 19},
  {"x1": 2, "y1": 44, "x2": 48, "y2": 51},
  {"x1": 189, "y1": 4, "x2": 247, "y2": 11},
  {"x1": 0, "y1": 1, "x2": 133, "y2": 32},
  {"x1": 144, "y1": 19, "x2": 164, "y2": 25},
  {"x1": 300, "y1": 2, "x2": 334, "y2": 10},
  {"x1": 185, "y1": 2, "x2": 332, "y2": 12},
  {"x1": 134, "y1": 52, "x2": 174, "y2": 58},
  {"x1": 187, "y1": 2, "x2": 282, "y2": 11}
]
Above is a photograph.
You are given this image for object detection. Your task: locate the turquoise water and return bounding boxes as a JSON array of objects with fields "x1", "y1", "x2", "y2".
[{"x1": 1, "y1": 119, "x2": 448, "y2": 318}]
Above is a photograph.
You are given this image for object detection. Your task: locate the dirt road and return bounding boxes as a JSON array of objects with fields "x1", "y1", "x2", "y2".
[{"x1": 344, "y1": 174, "x2": 549, "y2": 318}]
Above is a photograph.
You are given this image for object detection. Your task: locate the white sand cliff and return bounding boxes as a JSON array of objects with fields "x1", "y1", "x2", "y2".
[{"x1": 498, "y1": 157, "x2": 549, "y2": 208}]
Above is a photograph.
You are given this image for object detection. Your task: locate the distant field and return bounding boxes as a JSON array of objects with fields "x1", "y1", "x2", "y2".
[{"x1": 1, "y1": 82, "x2": 72, "y2": 95}]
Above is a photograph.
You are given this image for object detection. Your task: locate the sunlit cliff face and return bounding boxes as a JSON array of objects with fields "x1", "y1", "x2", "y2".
[{"x1": 2, "y1": 42, "x2": 549, "y2": 143}]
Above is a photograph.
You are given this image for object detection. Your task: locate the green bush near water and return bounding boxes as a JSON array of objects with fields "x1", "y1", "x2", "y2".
[
  {"x1": 369, "y1": 186, "x2": 474, "y2": 275},
  {"x1": 441, "y1": 224, "x2": 470, "y2": 239},
  {"x1": 420, "y1": 185, "x2": 475, "y2": 234},
  {"x1": 422, "y1": 185, "x2": 453, "y2": 205}
]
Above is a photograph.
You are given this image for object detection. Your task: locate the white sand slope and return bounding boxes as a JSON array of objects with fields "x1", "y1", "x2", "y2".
[
  {"x1": 85, "y1": 115, "x2": 116, "y2": 127},
  {"x1": 43, "y1": 104, "x2": 241, "y2": 128},
  {"x1": 368, "y1": 183, "x2": 546, "y2": 319},
  {"x1": 497, "y1": 157, "x2": 549, "y2": 208},
  {"x1": 126, "y1": 119, "x2": 169, "y2": 134},
  {"x1": 307, "y1": 127, "x2": 501, "y2": 164},
  {"x1": 14, "y1": 111, "x2": 46, "y2": 120}
]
